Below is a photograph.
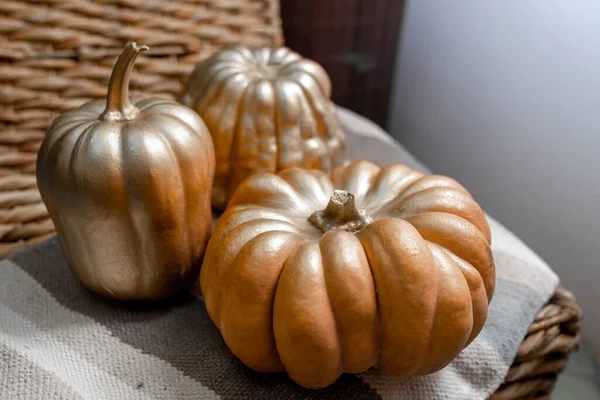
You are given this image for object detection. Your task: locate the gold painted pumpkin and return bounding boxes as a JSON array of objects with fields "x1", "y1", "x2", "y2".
[
  {"x1": 180, "y1": 45, "x2": 346, "y2": 210},
  {"x1": 200, "y1": 160, "x2": 494, "y2": 389},
  {"x1": 36, "y1": 43, "x2": 215, "y2": 301}
]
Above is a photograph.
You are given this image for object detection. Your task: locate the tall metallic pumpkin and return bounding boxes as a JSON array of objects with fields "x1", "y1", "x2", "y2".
[
  {"x1": 36, "y1": 43, "x2": 215, "y2": 301},
  {"x1": 180, "y1": 45, "x2": 346, "y2": 210}
]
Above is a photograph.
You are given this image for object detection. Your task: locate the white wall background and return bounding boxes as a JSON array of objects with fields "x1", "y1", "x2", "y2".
[{"x1": 389, "y1": 0, "x2": 600, "y2": 359}]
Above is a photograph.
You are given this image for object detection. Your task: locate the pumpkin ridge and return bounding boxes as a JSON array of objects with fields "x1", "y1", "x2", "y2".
[
  {"x1": 130, "y1": 98, "x2": 165, "y2": 110},
  {"x1": 203, "y1": 218, "x2": 309, "y2": 322},
  {"x1": 47, "y1": 113, "x2": 97, "y2": 135},
  {"x1": 416, "y1": 241, "x2": 441, "y2": 373},
  {"x1": 362, "y1": 163, "x2": 424, "y2": 212},
  {"x1": 41, "y1": 120, "x2": 92, "y2": 182},
  {"x1": 77, "y1": 99, "x2": 110, "y2": 115},
  {"x1": 404, "y1": 212, "x2": 495, "y2": 300},
  {"x1": 297, "y1": 84, "x2": 329, "y2": 171},
  {"x1": 250, "y1": 48, "x2": 274, "y2": 73},
  {"x1": 218, "y1": 231, "x2": 300, "y2": 372},
  {"x1": 191, "y1": 65, "x2": 244, "y2": 109},
  {"x1": 333, "y1": 161, "x2": 379, "y2": 203},
  {"x1": 279, "y1": 48, "x2": 303, "y2": 66},
  {"x1": 67, "y1": 121, "x2": 103, "y2": 288},
  {"x1": 148, "y1": 120, "x2": 191, "y2": 277},
  {"x1": 293, "y1": 79, "x2": 332, "y2": 171},
  {"x1": 318, "y1": 230, "x2": 378, "y2": 375},
  {"x1": 136, "y1": 99, "x2": 192, "y2": 115},
  {"x1": 358, "y1": 236, "x2": 383, "y2": 370},
  {"x1": 274, "y1": 80, "x2": 304, "y2": 171},
  {"x1": 220, "y1": 45, "x2": 248, "y2": 61},
  {"x1": 291, "y1": 66, "x2": 330, "y2": 112},
  {"x1": 267, "y1": 46, "x2": 297, "y2": 66},
  {"x1": 256, "y1": 47, "x2": 273, "y2": 65},
  {"x1": 297, "y1": 74, "x2": 334, "y2": 133},
  {"x1": 439, "y1": 245, "x2": 489, "y2": 343},
  {"x1": 355, "y1": 218, "x2": 437, "y2": 375},
  {"x1": 124, "y1": 120, "x2": 197, "y2": 294},
  {"x1": 214, "y1": 207, "x2": 300, "y2": 243},
  {"x1": 102, "y1": 126, "x2": 140, "y2": 297},
  {"x1": 266, "y1": 47, "x2": 283, "y2": 64},
  {"x1": 200, "y1": 70, "x2": 248, "y2": 114},
  {"x1": 67, "y1": 121, "x2": 100, "y2": 188},
  {"x1": 119, "y1": 123, "x2": 153, "y2": 291},
  {"x1": 142, "y1": 110, "x2": 215, "y2": 183},
  {"x1": 227, "y1": 173, "x2": 313, "y2": 215},
  {"x1": 395, "y1": 186, "x2": 472, "y2": 207},
  {"x1": 280, "y1": 59, "x2": 331, "y2": 97},
  {"x1": 272, "y1": 241, "x2": 342, "y2": 388},
  {"x1": 200, "y1": 219, "x2": 292, "y2": 304},
  {"x1": 270, "y1": 81, "x2": 284, "y2": 172},
  {"x1": 176, "y1": 116, "x2": 215, "y2": 264},
  {"x1": 316, "y1": 238, "x2": 345, "y2": 376},
  {"x1": 317, "y1": 234, "x2": 344, "y2": 375},
  {"x1": 211, "y1": 217, "x2": 305, "y2": 257},
  {"x1": 277, "y1": 168, "x2": 331, "y2": 208},
  {"x1": 227, "y1": 80, "x2": 255, "y2": 199},
  {"x1": 379, "y1": 186, "x2": 490, "y2": 242},
  {"x1": 211, "y1": 73, "x2": 252, "y2": 208},
  {"x1": 252, "y1": 81, "x2": 278, "y2": 175},
  {"x1": 417, "y1": 243, "x2": 473, "y2": 374},
  {"x1": 395, "y1": 175, "x2": 472, "y2": 204}
]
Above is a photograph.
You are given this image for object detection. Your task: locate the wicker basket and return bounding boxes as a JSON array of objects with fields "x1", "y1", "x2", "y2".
[
  {"x1": 0, "y1": 2, "x2": 582, "y2": 399},
  {"x1": 0, "y1": 0, "x2": 283, "y2": 256},
  {"x1": 491, "y1": 286, "x2": 582, "y2": 399}
]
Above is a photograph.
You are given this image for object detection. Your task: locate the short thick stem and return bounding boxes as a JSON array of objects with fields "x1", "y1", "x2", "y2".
[
  {"x1": 309, "y1": 190, "x2": 371, "y2": 233},
  {"x1": 100, "y1": 42, "x2": 148, "y2": 122}
]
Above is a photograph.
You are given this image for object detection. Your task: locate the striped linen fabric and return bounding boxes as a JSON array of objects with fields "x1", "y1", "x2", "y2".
[{"x1": 0, "y1": 108, "x2": 558, "y2": 400}]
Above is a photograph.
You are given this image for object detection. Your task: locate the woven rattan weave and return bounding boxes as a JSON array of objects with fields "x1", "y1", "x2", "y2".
[{"x1": 0, "y1": 0, "x2": 282, "y2": 256}]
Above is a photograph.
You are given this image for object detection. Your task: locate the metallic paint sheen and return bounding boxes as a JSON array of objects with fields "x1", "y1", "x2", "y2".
[
  {"x1": 36, "y1": 44, "x2": 215, "y2": 301},
  {"x1": 180, "y1": 45, "x2": 346, "y2": 210}
]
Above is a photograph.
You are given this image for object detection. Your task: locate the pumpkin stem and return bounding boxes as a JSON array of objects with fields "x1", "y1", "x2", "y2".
[
  {"x1": 100, "y1": 42, "x2": 149, "y2": 122},
  {"x1": 309, "y1": 190, "x2": 371, "y2": 233}
]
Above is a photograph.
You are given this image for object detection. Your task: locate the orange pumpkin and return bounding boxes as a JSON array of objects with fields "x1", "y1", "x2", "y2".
[{"x1": 200, "y1": 160, "x2": 495, "y2": 389}]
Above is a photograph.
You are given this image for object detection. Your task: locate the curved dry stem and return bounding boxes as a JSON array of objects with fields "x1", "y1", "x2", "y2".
[{"x1": 100, "y1": 42, "x2": 149, "y2": 121}]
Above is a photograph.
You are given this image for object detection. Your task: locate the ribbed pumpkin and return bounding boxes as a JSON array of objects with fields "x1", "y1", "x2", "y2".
[
  {"x1": 36, "y1": 43, "x2": 215, "y2": 301},
  {"x1": 200, "y1": 160, "x2": 495, "y2": 388},
  {"x1": 180, "y1": 45, "x2": 346, "y2": 210}
]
